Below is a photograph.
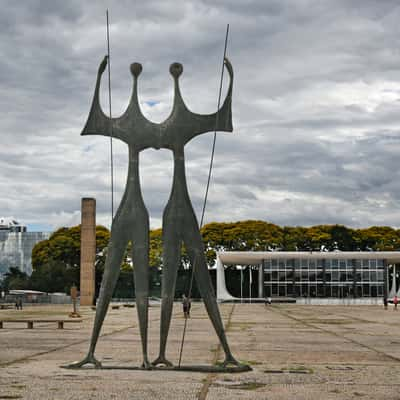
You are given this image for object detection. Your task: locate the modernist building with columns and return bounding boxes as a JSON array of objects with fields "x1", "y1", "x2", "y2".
[{"x1": 216, "y1": 251, "x2": 400, "y2": 302}]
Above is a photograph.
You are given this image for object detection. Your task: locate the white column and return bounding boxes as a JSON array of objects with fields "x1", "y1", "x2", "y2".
[
  {"x1": 216, "y1": 254, "x2": 237, "y2": 302},
  {"x1": 258, "y1": 261, "x2": 264, "y2": 298}
]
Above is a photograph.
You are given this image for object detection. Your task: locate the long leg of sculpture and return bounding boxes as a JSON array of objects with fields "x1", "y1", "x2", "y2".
[
  {"x1": 182, "y1": 213, "x2": 239, "y2": 366},
  {"x1": 152, "y1": 211, "x2": 181, "y2": 366},
  {"x1": 69, "y1": 215, "x2": 130, "y2": 368},
  {"x1": 131, "y1": 208, "x2": 151, "y2": 368}
]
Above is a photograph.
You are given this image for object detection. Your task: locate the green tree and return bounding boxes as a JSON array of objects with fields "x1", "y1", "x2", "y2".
[
  {"x1": 31, "y1": 225, "x2": 110, "y2": 293},
  {"x1": 354, "y1": 226, "x2": 400, "y2": 251},
  {"x1": 2, "y1": 267, "x2": 29, "y2": 291},
  {"x1": 201, "y1": 220, "x2": 284, "y2": 266}
]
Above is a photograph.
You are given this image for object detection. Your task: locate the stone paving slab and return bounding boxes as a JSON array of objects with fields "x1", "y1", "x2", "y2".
[{"x1": 1, "y1": 303, "x2": 400, "y2": 398}]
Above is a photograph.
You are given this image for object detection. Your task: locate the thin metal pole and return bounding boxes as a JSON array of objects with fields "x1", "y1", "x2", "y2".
[
  {"x1": 200, "y1": 23, "x2": 229, "y2": 228},
  {"x1": 106, "y1": 9, "x2": 114, "y2": 221},
  {"x1": 178, "y1": 24, "x2": 230, "y2": 367},
  {"x1": 240, "y1": 268, "x2": 243, "y2": 302}
]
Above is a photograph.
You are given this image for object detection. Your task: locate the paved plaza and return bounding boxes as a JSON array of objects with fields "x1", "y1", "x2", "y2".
[{"x1": 1, "y1": 302, "x2": 400, "y2": 399}]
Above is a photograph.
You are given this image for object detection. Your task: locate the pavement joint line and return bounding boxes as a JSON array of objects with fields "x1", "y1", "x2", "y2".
[
  {"x1": 269, "y1": 306, "x2": 400, "y2": 364},
  {"x1": 0, "y1": 321, "x2": 140, "y2": 368},
  {"x1": 197, "y1": 304, "x2": 236, "y2": 400}
]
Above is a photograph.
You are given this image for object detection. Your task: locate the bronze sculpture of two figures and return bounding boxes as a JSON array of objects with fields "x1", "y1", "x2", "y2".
[{"x1": 69, "y1": 55, "x2": 248, "y2": 372}]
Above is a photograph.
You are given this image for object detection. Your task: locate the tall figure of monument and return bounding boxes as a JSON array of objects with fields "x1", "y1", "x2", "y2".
[
  {"x1": 70, "y1": 56, "x2": 243, "y2": 370},
  {"x1": 152, "y1": 59, "x2": 240, "y2": 368},
  {"x1": 73, "y1": 57, "x2": 155, "y2": 368}
]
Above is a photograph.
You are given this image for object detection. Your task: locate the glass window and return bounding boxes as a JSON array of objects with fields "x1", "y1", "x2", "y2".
[
  {"x1": 370, "y1": 259, "x2": 377, "y2": 268},
  {"x1": 332, "y1": 286, "x2": 339, "y2": 297},
  {"x1": 332, "y1": 270, "x2": 339, "y2": 281},
  {"x1": 301, "y1": 284, "x2": 309, "y2": 297},
  {"x1": 377, "y1": 270, "x2": 383, "y2": 281},
  {"x1": 301, "y1": 271, "x2": 309, "y2": 280},
  {"x1": 346, "y1": 271, "x2": 353, "y2": 281},
  {"x1": 325, "y1": 272, "x2": 331, "y2": 282}
]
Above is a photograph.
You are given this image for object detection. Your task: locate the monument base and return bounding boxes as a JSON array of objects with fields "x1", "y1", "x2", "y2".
[{"x1": 61, "y1": 363, "x2": 252, "y2": 373}]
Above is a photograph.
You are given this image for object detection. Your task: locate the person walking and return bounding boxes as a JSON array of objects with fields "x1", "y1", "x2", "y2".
[
  {"x1": 384, "y1": 297, "x2": 388, "y2": 310},
  {"x1": 394, "y1": 295, "x2": 398, "y2": 310},
  {"x1": 182, "y1": 295, "x2": 191, "y2": 318}
]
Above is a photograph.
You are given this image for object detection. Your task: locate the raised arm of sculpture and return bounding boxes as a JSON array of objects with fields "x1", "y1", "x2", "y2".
[
  {"x1": 80, "y1": 56, "x2": 114, "y2": 138},
  {"x1": 168, "y1": 57, "x2": 233, "y2": 145}
]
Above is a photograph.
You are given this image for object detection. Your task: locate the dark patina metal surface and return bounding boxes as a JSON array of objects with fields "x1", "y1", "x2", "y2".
[{"x1": 66, "y1": 56, "x2": 249, "y2": 372}]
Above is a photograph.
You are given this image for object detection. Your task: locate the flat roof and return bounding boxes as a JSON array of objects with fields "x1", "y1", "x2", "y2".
[{"x1": 217, "y1": 251, "x2": 400, "y2": 265}]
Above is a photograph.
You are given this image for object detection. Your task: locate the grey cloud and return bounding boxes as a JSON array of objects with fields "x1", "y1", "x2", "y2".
[{"x1": 1, "y1": 1, "x2": 400, "y2": 231}]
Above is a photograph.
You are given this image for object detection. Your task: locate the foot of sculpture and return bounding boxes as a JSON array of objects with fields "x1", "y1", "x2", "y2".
[
  {"x1": 221, "y1": 355, "x2": 242, "y2": 368},
  {"x1": 141, "y1": 358, "x2": 152, "y2": 370},
  {"x1": 63, "y1": 354, "x2": 102, "y2": 369},
  {"x1": 152, "y1": 356, "x2": 173, "y2": 367}
]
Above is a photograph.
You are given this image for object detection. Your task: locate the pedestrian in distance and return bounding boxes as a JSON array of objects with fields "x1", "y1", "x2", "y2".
[
  {"x1": 182, "y1": 295, "x2": 191, "y2": 318},
  {"x1": 394, "y1": 295, "x2": 398, "y2": 310},
  {"x1": 384, "y1": 297, "x2": 388, "y2": 310}
]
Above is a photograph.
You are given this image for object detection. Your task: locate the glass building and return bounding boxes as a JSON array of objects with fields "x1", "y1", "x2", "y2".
[
  {"x1": 216, "y1": 251, "x2": 399, "y2": 301},
  {"x1": 262, "y1": 258, "x2": 383, "y2": 298},
  {"x1": 0, "y1": 218, "x2": 49, "y2": 277}
]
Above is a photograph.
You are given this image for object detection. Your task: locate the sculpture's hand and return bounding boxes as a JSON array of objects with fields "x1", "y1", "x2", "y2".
[
  {"x1": 98, "y1": 55, "x2": 108, "y2": 76},
  {"x1": 224, "y1": 57, "x2": 233, "y2": 78}
]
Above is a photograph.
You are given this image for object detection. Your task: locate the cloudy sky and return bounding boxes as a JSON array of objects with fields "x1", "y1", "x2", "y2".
[{"x1": 1, "y1": 0, "x2": 400, "y2": 232}]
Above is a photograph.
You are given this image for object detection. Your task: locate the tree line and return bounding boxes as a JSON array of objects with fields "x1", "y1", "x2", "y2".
[{"x1": 2, "y1": 220, "x2": 400, "y2": 295}]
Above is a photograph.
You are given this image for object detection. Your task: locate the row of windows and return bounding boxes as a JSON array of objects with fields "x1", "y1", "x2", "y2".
[
  {"x1": 264, "y1": 258, "x2": 384, "y2": 269},
  {"x1": 264, "y1": 283, "x2": 384, "y2": 298},
  {"x1": 261, "y1": 258, "x2": 385, "y2": 298},
  {"x1": 265, "y1": 271, "x2": 383, "y2": 282}
]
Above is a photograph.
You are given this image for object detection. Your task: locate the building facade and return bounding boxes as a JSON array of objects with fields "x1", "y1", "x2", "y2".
[
  {"x1": 0, "y1": 218, "x2": 50, "y2": 277},
  {"x1": 216, "y1": 251, "x2": 400, "y2": 302}
]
